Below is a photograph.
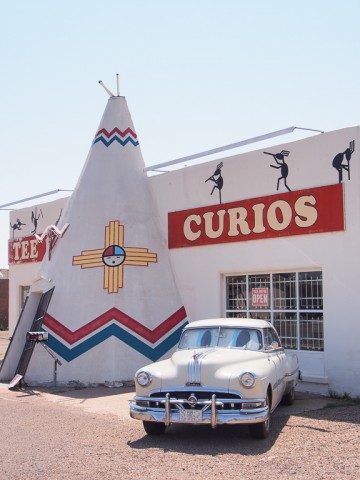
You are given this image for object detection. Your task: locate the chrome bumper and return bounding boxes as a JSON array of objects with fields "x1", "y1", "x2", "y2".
[{"x1": 129, "y1": 393, "x2": 269, "y2": 429}]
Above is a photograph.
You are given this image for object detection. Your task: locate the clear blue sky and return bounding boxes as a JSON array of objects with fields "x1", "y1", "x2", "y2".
[{"x1": 1, "y1": 0, "x2": 360, "y2": 268}]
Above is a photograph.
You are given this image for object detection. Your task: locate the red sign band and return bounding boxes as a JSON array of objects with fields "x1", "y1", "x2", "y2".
[
  {"x1": 8, "y1": 235, "x2": 46, "y2": 265},
  {"x1": 168, "y1": 184, "x2": 344, "y2": 249}
]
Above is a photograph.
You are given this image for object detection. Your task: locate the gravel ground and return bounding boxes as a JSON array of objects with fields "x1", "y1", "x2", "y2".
[
  {"x1": 0, "y1": 383, "x2": 359, "y2": 480},
  {"x1": 1, "y1": 333, "x2": 359, "y2": 479}
]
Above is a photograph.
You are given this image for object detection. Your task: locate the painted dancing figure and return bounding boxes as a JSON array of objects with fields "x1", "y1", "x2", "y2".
[
  {"x1": 264, "y1": 150, "x2": 291, "y2": 192},
  {"x1": 31, "y1": 207, "x2": 43, "y2": 234},
  {"x1": 332, "y1": 140, "x2": 355, "y2": 183},
  {"x1": 205, "y1": 162, "x2": 224, "y2": 204},
  {"x1": 10, "y1": 218, "x2": 26, "y2": 239}
]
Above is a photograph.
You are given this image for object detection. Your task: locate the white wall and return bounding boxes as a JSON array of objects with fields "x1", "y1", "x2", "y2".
[{"x1": 149, "y1": 127, "x2": 360, "y2": 396}]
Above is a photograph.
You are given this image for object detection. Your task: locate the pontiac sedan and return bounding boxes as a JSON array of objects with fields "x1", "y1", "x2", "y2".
[{"x1": 130, "y1": 318, "x2": 300, "y2": 438}]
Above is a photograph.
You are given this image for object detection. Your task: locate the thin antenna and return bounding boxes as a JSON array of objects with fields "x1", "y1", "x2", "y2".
[
  {"x1": 98, "y1": 80, "x2": 115, "y2": 97},
  {"x1": 116, "y1": 74, "x2": 120, "y2": 96}
]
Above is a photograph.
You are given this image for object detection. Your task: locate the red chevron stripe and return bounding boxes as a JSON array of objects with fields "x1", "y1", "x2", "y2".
[
  {"x1": 43, "y1": 306, "x2": 187, "y2": 345},
  {"x1": 95, "y1": 127, "x2": 137, "y2": 139}
]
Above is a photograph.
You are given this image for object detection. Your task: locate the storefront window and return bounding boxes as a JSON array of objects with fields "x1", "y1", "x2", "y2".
[{"x1": 225, "y1": 271, "x2": 323, "y2": 352}]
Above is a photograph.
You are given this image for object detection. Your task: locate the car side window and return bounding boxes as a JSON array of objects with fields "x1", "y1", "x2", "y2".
[
  {"x1": 264, "y1": 328, "x2": 281, "y2": 349},
  {"x1": 272, "y1": 329, "x2": 281, "y2": 347}
]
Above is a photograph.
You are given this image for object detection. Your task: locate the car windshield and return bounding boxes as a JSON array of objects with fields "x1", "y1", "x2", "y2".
[{"x1": 178, "y1": 327, "x2": 263, "y2": 351}]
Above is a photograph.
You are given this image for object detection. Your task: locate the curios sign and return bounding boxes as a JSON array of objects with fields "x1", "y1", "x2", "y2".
[{"x1": 168, "y1": 184, "x2": 344, "y2": 249}]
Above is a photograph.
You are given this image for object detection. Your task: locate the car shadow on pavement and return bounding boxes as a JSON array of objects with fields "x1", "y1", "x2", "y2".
[
  {"x1": 127, "y1": 415, "x2": 290, "y2": 454},
  {"x1": 127, "y1": 402, "x2": 360, "y2": 455}
]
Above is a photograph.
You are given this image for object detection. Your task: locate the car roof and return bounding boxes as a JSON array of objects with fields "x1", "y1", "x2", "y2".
[{"x1": 183, "y1": 318, "x2": 272, "y2": 330}]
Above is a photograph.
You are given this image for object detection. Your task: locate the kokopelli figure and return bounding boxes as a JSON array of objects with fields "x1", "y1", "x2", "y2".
[
  {"x1": 264, "y1": 150, "x2": 291, "y2": 192},
  {"x1": 205, "y1": 162, "x2": 224, "y2": 204},
  {"x1": 31, "y1": 207, "x2": 43, "y2": 234},
  {"x1": 332, "y1": 140, "x2": 355, "y2": 183},
  {"x1": 10, "y1": 218, "x2": 26, "y2": 238}
]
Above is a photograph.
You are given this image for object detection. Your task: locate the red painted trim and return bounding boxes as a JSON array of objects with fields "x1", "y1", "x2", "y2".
[
  {"x1": 43, "y1": 306, "x2": 187, "y2": 345},
  {"x1": 95, "y1": 127, "x2": 137, "y2": 139}
]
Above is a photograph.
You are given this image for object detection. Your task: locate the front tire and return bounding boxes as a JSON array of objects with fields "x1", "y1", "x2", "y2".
[
  {"x1": 249, "y1": 394, "x2": 270, "y2": 439},
  {"x1": 143, "y1": 421, "x2": 166, "y2": 435}
]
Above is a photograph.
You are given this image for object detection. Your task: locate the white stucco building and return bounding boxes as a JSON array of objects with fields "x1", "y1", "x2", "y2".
[
  {"x1": 149, "y1": 126, "x2": 358, "y2": 396},
  {"x1": 3, "y1": 95, "x2": 359, "y2": 397}
]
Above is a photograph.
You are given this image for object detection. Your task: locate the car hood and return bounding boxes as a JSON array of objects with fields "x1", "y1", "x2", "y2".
[{"x1": 144, "y1": 348, "x2": 267, "y2": 391}]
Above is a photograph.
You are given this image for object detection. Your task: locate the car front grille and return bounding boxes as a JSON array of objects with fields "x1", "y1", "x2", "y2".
[{"x1": 148, "y1": 390, "x2": 243, "y2": 411}]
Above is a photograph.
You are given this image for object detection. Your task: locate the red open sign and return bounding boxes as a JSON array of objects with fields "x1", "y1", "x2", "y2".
[{"x1": 251, "y1": 288, "x2": 269, "y2": 307}]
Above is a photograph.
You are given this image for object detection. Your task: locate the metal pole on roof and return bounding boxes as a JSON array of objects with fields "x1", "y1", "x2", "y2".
[
  {"x1": 116, "y1": 74, "x2": 120, "y2": 96},
  {"x1": 0, "y1": 189, "x2": 73, "y2": 209},
  {"x1": 98, "y1": 80, "x2": 115, "y2": 97},
  {"x1": 143, "y1": 126, "x2": 324, "y2": 172}
]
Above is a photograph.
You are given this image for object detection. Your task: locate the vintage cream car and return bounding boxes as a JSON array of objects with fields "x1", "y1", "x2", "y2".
[{"x1": 130, "y1": 318, "x2": 300, "y2": 438}]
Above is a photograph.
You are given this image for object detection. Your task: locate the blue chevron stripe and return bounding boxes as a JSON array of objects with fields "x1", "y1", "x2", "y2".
[
  {"x1": 93, "y1": 136, "x2": 139, "y2": 147},
  {"x1": 46, "y1": 322, "x2": 187, "y2": 362}
]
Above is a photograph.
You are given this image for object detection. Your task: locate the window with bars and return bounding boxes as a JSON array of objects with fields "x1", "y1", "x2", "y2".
[{"x1": 225, "y1": 271, "x2": 323, "y2": 351}]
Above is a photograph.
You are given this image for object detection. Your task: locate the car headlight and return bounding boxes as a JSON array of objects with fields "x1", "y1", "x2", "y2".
[
  {"x1": 239, "y1": 372, "x2": 256, "y2": 388},
  {"x1": 136, "y1": 371, "x2": 152, "y2": 387}
]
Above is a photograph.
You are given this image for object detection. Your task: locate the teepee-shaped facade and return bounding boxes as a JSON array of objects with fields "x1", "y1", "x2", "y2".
[{"x1": 24, "y1": 93, "x2": 187, "y2": 384}]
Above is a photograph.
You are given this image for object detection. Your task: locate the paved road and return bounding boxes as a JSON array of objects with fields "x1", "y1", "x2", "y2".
[{"x1": 0, "y1": 383, "x2": 359, "y2": 480}]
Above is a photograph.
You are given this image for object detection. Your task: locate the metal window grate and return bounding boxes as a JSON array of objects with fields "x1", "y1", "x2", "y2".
[
  {"x1": 274, "y1": 313, "x2": 298, "y2": 349},
  {"x1": 299, "y1": 272, "x2": 323, "y2": 310},
  {"x1": 300, "y1": 313, "x2": 324, "y2": 351},
  {"x1": 273, "y1": 273, "x2": 296, "y2": 310},
  {"x1": 226, "y1": 276, "x2": 247, "y2": 310},
  {"x1": 225, "y1": 271, "x2": 323, "y2": 352}
]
